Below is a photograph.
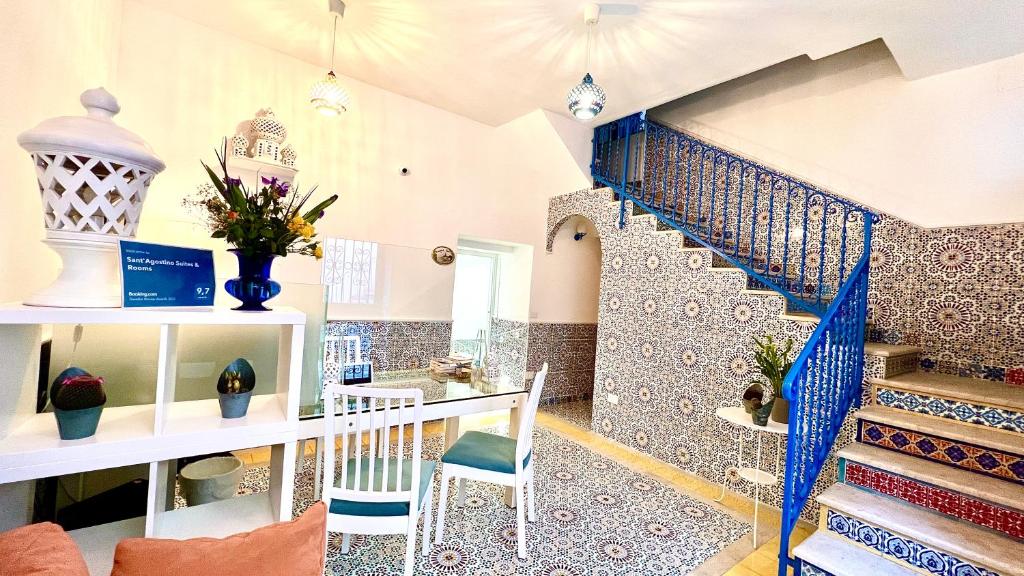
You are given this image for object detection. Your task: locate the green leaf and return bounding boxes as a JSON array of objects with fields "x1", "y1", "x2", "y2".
[{"x1": 302, "y1": 194, "x2": 338, "y2": 223}]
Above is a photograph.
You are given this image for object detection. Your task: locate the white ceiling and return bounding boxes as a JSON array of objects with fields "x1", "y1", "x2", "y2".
[{"x1": 132, "y1": 0, "x2": 1024, "y2": 126}]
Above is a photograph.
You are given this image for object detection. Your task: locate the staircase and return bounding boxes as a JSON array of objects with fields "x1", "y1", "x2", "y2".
[
  {"x1": 588, "y1": 112, "x2": 1023, "y2": 575},
  {"x1": 795, "y1": 343, "x2": 1024, "y2": 575}
]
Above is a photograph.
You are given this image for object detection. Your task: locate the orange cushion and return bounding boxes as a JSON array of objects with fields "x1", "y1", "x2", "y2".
[
  {"x1": 110, "y1": 502, "x2": 326, "y2": 576},
  {"x1": 0, "y1": 521, "x2": 90, "y2": 576}
]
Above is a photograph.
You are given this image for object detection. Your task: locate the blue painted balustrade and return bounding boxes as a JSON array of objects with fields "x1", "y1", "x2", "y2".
[{"x1": 590, "y1": 112, "x2": 875, "y2": 576}]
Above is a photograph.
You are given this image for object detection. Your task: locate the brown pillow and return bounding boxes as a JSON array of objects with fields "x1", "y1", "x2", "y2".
[
  {"x1": 0, "y1": 521, "x2": 90, "y2": 576},
  {"x1": 110, "y1": 502, "x2": 326, "y2": 576}
]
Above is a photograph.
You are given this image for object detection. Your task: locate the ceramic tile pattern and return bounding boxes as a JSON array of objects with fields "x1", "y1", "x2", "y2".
[
  {"x1": 874, "y1": 386, "x2": 1024, "y2": 433},
  {"x1": 856, "y1": 420, "x2": 1024, "y2": 484},
  {"x1": 488, "y1": 317, "x2": 530, "y2": 388},
  {"x1": 547, "y1": 187, "x2": 836, "y2": 519},
  {"x1": 842, "y1": 461, "x2": 1024, "y2": 539},
  {"x1": 326, "y1": 320, "x2": 453, "y2": 372},
  {"x1": 539, "y1": 398, "x2": 594, "y2": 430},
  {"x1": 634, "y1": 126, "x2": 1024, "y2": 382},
  {"x1": 527, "y1": 322, "x2": 597, "y2": 401},
  {"x1": 215, "y1": 427, "x2": 752, "y2": 576},
  {"x1": 824, "y1": 509, "x2": 998, "y2": 576},
  {"x1": 800, "y1": 563, "x2": 831, "y2": 576}
]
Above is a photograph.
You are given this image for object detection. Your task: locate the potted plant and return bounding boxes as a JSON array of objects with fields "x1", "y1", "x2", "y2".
[
  {"x1": 50, "y1": 368, "x2": 106, "y2": 440},
  {"x1": 751, "y1": 335, "x2": 795, "y2": 424},
  {"x1": 217, "y1": 358, "x2": 256, "y2": 419},
  {"x1": 188, "y1": 142, "x2": 338, "y2": 311}
]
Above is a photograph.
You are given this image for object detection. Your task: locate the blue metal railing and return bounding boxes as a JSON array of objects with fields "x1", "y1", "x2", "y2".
[
  {"x1": 591, "y1": 112, "x2": 874, "y2": 575},
  {"x1": 777, "y1": 247, "x2": 870, "y2": 575},
  {"x1": 592, "y1": 113, "x2": 872, "y2": 316}
]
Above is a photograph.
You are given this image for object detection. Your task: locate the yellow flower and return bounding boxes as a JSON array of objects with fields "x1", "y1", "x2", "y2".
[
  {"x1": 301, "y1": 224, "x2": 315, "y2": 240},
  {"x1": 287, "y1": 215, "x2": 306, "y2": 233},
  {"x1": 313, "y1": 245, "x2": 323, "y2": 259}
]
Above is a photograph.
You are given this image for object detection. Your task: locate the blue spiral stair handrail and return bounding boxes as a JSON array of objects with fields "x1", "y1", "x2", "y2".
[{"x1": 590, "y1": 112, "x2": 874, "y2": 576}]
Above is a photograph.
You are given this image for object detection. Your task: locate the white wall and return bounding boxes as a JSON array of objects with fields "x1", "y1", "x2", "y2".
[
  {"x1": 0, "y1": 0, "x2": 124, "y2": 303},
  {"x1": 0, "y1": 1, "x2": 597, "y2": 323},
  {"x1": 650, "y1": 40, "x2": 1024, "y2": 228}
]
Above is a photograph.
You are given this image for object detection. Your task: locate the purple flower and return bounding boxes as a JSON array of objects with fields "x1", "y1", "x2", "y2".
[
  {"x1": 319, "y1": 210, "x2": 325, "y2": 218},
  {"x1": 277, "y1": 189, "x2": 287, "y2": 198},
  {"x1": 280, "y1": 182, "x2": 290, "y2": 192},
  {"x1": 226, "y1": 177, "x2": 242, "y2": 187},
  {"x1": 261, "y1": 176, "x2": 271, "y2": 184}
]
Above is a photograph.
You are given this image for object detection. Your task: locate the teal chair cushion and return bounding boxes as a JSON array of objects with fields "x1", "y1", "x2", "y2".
[
  {"x1": 441, "y1": 430, "x2": 531, "y2": 474},
  {"x1": 329, "y1": 458, "x2": 436, "y2": 517}
]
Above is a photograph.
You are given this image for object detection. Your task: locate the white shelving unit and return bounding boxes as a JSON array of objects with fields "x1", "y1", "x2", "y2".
[{"x1": 0, "y1": 304, "x2": 306, "y2": 574}]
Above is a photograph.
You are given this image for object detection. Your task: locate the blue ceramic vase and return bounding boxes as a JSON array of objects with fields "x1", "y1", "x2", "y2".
[{"x1": 224, "y1": 249, "x2": 280, "y2": 311}]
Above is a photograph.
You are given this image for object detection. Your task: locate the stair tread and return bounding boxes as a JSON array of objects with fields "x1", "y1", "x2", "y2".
[
  {"x1": 838, "y1": 443, "x2": 1024, "y2": 512},
  {"x1": 818, "y1": 483, "x2": 1024, "y2": 576},
  {"x1": 793, "y1": 531, "x2": 919, "y2": 576},
  {"x1": 871, "y1": 371, "x2": 1024, "y2": 411},
  {"x1": 781, "y1": 312, "x2": 821, "y2": 323},
  {"x1": 863, "y1": 343, "x2": 922, "y2": 358},
  {"x1": 857, "y1": 405, "x2": 1022, "y2": 457}
]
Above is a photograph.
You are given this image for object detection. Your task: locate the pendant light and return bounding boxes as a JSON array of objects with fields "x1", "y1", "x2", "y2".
[
  {"x1": 567, "y1": 3, "x2": 606, "y2": 121},
  {"x1": 310, "y1": 0, "x2": 351, "y2": 117}
]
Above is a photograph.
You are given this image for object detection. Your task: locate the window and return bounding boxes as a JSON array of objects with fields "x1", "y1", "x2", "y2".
[{"x1": 321, "y1": 237, "x2": 378, "y2": 304}]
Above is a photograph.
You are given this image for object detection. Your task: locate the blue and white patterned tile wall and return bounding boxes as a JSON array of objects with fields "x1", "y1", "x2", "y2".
[
  {"x1": 488, "y1": 317, "x2": 530, "y2": 387},
  {"x1": 548, "y1": 188, "x2": 824, "y2": 515},
  {"x1": 868, "y1": 220, "x2": 1024, "y2": 383},
  {"x1": 546, "y1": 180, "x2": 1024, "y2": 518},
  {"x1": 527, "y1": 322, "x2": 598, "y2": 401},
  {"x1": 325, "y1": 320, "x2": 453, "y2": 372}
]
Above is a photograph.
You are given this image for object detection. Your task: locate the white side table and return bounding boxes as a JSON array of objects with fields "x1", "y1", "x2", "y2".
[{"x1": 714, "y1": 405, "x2": 788, "y2": 548}]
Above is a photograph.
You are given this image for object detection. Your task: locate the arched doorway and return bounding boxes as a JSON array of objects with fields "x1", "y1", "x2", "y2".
[{"x1": 532, "y1": 214, "x2": 602, "y2": 429}]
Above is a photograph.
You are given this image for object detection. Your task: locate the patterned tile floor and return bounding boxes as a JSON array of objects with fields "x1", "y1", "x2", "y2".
[
  {"x1": 192, "y1": 422, "x2": 751, "y2": 575},
  {"x1": 539, "y1": 399, "x2": 594, "y2": 430}
]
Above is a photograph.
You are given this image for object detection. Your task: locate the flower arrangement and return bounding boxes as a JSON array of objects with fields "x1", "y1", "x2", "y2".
[{"x1": 187, "y1": 141, "x2": 337, "y2": 259}]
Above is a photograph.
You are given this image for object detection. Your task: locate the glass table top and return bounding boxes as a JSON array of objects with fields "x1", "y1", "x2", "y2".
[{"x1": 299, "y1": 369, "x2": 526, "y2": 419}]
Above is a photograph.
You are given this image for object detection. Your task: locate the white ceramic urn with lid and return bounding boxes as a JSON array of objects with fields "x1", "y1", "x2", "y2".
[{"x1": 18, "y1": 87, "x2": 166, "y2": 307}]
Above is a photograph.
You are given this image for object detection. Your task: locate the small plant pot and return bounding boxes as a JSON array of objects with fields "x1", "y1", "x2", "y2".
[
  {"x1": 179, "y1": 456, "x2": 244, "y2": 506},
  {"x1": 751, "y1": 401, "x2": 774, "y2": 427},
  {"x1": 742, "y1": 384, "x2": 765, "y2": 414},
  {"x1": 54, "y1": 406, "x2": 103, "y2": 440},
  {"x1": 771, "y1": 397, "x2": 790, "y2": 424},
  {"x1": 218, "y1": 391, "x2": 252, "y2": 419}
]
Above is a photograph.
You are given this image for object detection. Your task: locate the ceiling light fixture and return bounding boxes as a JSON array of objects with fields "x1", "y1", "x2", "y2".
[
  {"x1": 567, "y1": 3, "x2": 606, "y2": 121},
  {"x1": 310, "y1": 0, "x2": 351, "y2": 117}
]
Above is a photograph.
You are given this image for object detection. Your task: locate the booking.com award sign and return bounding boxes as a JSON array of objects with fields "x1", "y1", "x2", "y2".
[{"x1": 119, "y1": 240, "x2": 216, "y2": 307}]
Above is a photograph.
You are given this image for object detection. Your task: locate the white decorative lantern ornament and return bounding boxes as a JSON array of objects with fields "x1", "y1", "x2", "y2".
[{"x1": 18, "y1": 87, "x2": 165, "y2": 307}]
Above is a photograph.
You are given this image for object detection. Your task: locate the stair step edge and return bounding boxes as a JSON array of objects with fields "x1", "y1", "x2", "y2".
[
  {"x1": 818, "y1": 483, "x2": 1024, "y2": 576},
  {"x1": 781, "y1": 312, "x2": 821, "y2": 324},
  {"x1": 871, "y1": 371, "x2": 1024, "y2": 412},
  {"x1": 793, "y1": 531, "x2": 919, "y2": 576},
  {"x1": 838, "y1": 443, "x2": 1024, "y2": 512},
  {"x1": 863, "y1": 343, "x2": 922, "y2": 358},
  {"x1": 856, "y1": 405, "x2": 1023, "y2": 455}
]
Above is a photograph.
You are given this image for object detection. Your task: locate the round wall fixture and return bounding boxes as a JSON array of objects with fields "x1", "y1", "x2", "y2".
[{"x1": 432, "y1": 246, "x2": 455, "y2": 265}]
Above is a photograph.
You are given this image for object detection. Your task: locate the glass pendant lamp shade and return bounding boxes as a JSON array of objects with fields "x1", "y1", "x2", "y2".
[
  {"x1": 310, "y1": 71, "x2": 350, "y2": 116},
  {"x1": 567, "y1": 73, "x2": 606, "y2": 120},
  {"x1": 311, "y1": 2, "x2": 350, "y2": 117}
]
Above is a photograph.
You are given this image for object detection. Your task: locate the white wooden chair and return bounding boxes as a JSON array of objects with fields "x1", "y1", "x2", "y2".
[
  {"x1": 433, "y1": 363, "x2": 548, "y2": 559},
  {"x1": 321, "y1": 384, "x2": 435, "y2": 576}
]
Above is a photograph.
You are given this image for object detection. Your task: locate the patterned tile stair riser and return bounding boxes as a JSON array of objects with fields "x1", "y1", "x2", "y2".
[
  {"x1": 856, "y1": 420, "x2": 1024, "y2": 485},
  {"x1": 874, "y1": 387, "x2": 1024, "y2": 434},
  {"x1": 823, "y1": 509, "x2": 999, "y2": 576},
  {"x1": 800, "y1": 563, "x2": 833, "y2": 576},
  {"x1": 179, "y1": 426, "x2": 750, "y2": 576},
  {"x1": 840, "y1": 460, "x2": 1024, "y2": 539}
]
